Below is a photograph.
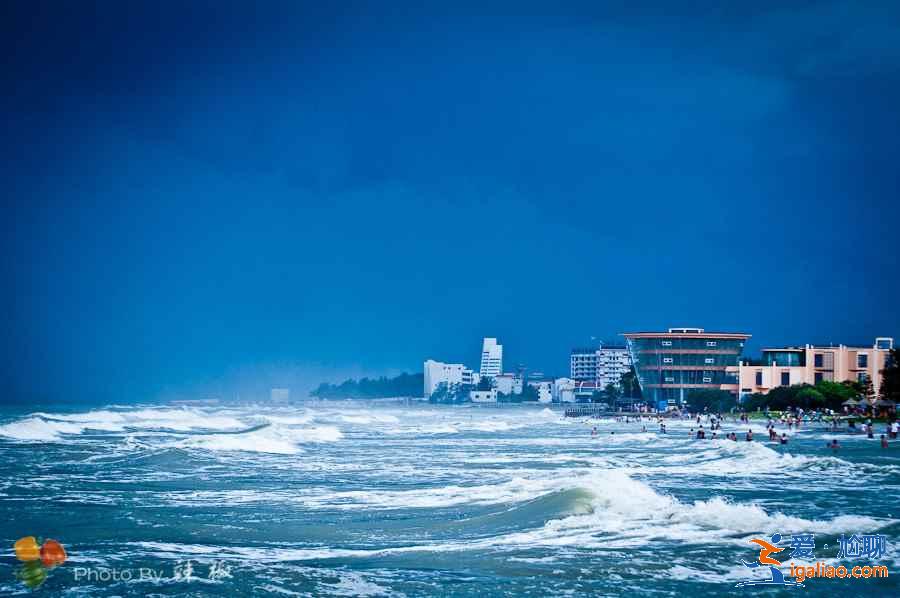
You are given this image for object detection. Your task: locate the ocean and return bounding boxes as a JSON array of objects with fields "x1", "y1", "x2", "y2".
[{"x1": 0, "y1": 401, "x2": 897, "y2": 596}]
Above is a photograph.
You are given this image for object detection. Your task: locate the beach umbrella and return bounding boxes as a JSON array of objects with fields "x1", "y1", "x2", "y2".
[
  {"x1": 842, "y1": 398, "x2": 858, "y2": 406},
  {"x1": 874, "y1": 399, "x2": 896, "y2": 408}
]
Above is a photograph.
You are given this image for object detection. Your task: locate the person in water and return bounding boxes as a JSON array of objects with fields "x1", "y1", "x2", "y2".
[
  {"x1": 881, "y1": 434, "x2": 889, "y2": 448},
  {"x1": 829, "y1": 439, "x2": 840, "y2": 451},
  {"x1": 746, "y1": 429, "x2": 753, "y2": 441},
  {"x1": 780, "y1": 433, "x2": 788, "y2": 445}
]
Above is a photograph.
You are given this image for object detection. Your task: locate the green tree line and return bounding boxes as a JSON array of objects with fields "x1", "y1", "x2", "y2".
[{"x1": 311, "y1": 373, "x2": 424, "y2": 399}]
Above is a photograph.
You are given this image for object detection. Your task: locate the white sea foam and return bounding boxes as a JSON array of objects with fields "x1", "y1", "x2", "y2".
[
  {"x1": 170, "y1": 424, "x2": 343, "y2": 455},
  {"x1": 0, "y1": 417, "x2": 87, "y2": 441},
  {"x1": 338, "y1": 414, "x2": 400, "y2": 425}
]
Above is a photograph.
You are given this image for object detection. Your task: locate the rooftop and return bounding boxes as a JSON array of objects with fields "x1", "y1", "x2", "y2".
[{"x1": 621, "y1": 330, "x2": 750, "y2": 340}]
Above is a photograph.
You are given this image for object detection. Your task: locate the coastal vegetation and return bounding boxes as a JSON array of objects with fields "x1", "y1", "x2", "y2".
[
  {"x1": 881, "y1": 348, "x2": 900, "y2": 402},
  {"x1": 743, "y1": 380, "x2": 869, "y2": 411},
  {"x1": 311, "y1": 373, "x2": 423, "y2": 399},
  {"x1": 686, "y1": 389, "x2": 737, "y2": 413}
]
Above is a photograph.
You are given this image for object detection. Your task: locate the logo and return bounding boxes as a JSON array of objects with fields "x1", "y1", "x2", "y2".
[
  {"x1": 735, "y1": 532, "x2": 890, "y2": 588},
  {"x1": 13, "y1": 536, "x2": 67, "y2": 589},
  {"x1": 735, "y1": 533, "x2": 805, "y2": 588}
]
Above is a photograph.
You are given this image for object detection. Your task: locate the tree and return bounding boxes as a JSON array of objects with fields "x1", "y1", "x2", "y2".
[
  {"x1": 814, "y1": 380, "x2": 857, "y2": 410},
  {"x1": 520, "y1": 383, "x2": 540, "y2": 402},
  {"x1": 880, "y1": 348, "x2": 900, "y2": 402},
  {"x1": 742, "y1": 381, "x2": 857, "y2": 412},
  {"x1": 686, "y1": 389, "x2": 735, "y2": 413},
  {"x1": 795, "y1": 387, "x2": 826, "y2": 409},
  {"x1": 858, "y1": 376, "x2": 875, "y2": 402},
  {"x1": 429, "y1": 382, "x2": 472, "y2": 404},
  {"x1": 477, "y1": 376, "x2": 494, "y2": 391},
  {"x1": 604, "y1": 383, "x2": 621, "y2": 402},
  {"x1": 312, "y1": 372, "x2": 424, "y2": 399},
  {"x1": 620, "y1": 368, "x2": 642, "y2": 399}
]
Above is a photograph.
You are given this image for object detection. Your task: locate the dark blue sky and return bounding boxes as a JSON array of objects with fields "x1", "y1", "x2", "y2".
[{"x1": 2, "y1": 2, "x2": 899, "y2": 401}]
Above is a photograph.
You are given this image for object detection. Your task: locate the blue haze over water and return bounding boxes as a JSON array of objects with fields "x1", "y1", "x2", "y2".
[{"x1": 1, "y1": 401, "x2": 897, "y2": 596}]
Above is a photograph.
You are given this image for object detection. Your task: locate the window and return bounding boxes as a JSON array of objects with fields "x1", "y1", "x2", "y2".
[
  {"x1": 857, "y1": 354, "x2": 868, "y2": 368},
  {"x1": 702, "y1": 377, "x2": 712, "y2": 383},
  {"x1": 814, "y1": 372, "x2": 823, "y2": 384},
  {"x1": 706, "y1": 341, "x2": 717, "y2": 347},
  {"x1": 663, "y1": 357, "x2": 673, "y2": 364},
  {"x1": 781, "y1": 372, "x2": 790, "y2": 386},
  {"x1": 814, "y1": 354, "x2": 823, "y2": 368},
  {"x1": 704, "y1": 358, "x2": 714, "y2": 364},
  {"x1": 661, "y1": 340, "x2": 672, "y2": 347},
  {"x1": 664, "y1": 376, "x2": 674, "y2": 382},
  {"x1": 755, "y1": 371, "x2": 763, "y2": 386}
]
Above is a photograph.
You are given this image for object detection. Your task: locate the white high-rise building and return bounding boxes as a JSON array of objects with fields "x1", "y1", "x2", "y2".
[{"x1": 480, "y1": 337, "x2": 503, "y2": 377}]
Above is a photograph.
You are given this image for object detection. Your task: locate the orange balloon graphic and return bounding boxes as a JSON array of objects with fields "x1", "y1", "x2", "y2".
[
  {"x1": 40, "y1": 539, "x2": 67, "y2": 568},
  {"x1": 14, "y1": 537, "x2": 41, "y2": 562}
]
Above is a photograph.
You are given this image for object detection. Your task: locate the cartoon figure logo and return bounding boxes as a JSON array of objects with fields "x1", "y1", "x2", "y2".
[
  {"x1": 13, "y1": 536, "x2": 67, "y2": 589},
  {"x1": 734, "y1": 533, "x2": 804, "y2": 588}
]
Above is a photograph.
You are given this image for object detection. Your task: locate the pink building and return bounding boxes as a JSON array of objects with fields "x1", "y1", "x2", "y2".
[{"x1": 738, "y1": 337, "x2": 894, "y2": 398}]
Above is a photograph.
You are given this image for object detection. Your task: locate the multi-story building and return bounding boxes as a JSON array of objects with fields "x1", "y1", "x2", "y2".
[
  {"x1": 597, "y1": 345, "x2": 631, "y2": 387},
  {"x1": 423, "y1": 359, "x2": 466, "y2": 398},
  {"x1": 623, "y1": 327, "x2": 750, "y2": 410},
  {"x1": 461, "y1": 368, "x2": 480, "y2": 387},
  {"x1": 738, "y1": 337, "x2": 894, "y2": 398},
  {"x1": 570, "y1": 345, "x2": 632, "y2": 386},
  {"x1": 570, "y1": 348, "x2": 599, "y2": 381},
  {"x1": 480, "y1": 337, "x2": 503, "y2": 377}
]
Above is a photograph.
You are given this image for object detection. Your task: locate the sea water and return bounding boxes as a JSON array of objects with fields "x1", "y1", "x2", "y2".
[{"x1": 0, "y1": 402, "x2": 897, "y2": 596}]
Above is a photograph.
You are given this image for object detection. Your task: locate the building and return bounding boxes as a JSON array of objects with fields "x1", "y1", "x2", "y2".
[
  {"x1": 552, "y1": 378, "x2": 575, "y2": 403},
  {"x1": 494, "y1": 373, "x2": 523, "y2": 395},
  {"x1": 570, "y1": 345, "x2": 632, "y2": 386},
  {"x1": 573, "y1": 381, "x2": 605, "y2": 402},
  {"x1": 270, "y1": 388, "x2": 290, "y2": 403},
  {"x1": 622, "y1": 327, "x2": 750, "y2": 410},
  {"x1": 527, "y1": 379, "x2": 553, "y2": 403},
  {"x1": 470, "y1": 389, "x2": 498, "y2": 403},
  {"x1": 597, "y1": 345, "x2": 632, "y2": 387},
  {"x1": 738, "y1": 337, "x2": 895, "y2": 398},
  {"x1": 570, "y1": 348, "x2": 599, "y2": 381},
  {"x1": 480, "y1": 337, "x2": 503, "y2": 377},
  {"x1": 461, "y1": 368, "x2": 479, "y2": 387},
  {"x1": 423, "y1": 359, "x2": 466, "y2": 398}
]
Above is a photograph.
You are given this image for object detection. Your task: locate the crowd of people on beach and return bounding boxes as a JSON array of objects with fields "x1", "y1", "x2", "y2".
[{"x1": 589, "y1": 407, "x2": 898, "y2": 451}]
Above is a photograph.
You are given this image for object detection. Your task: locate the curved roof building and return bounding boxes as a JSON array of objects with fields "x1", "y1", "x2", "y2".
[{"x1": 621, "y1": 327, "x2": 750, "y2": 410}]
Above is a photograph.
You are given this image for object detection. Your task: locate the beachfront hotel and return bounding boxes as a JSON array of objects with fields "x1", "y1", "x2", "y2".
[
  {"x1": 570, "y1": 344, "x2": 633, "y2": 386},
  {"x1": 738, "y1": 337, "x2": 894, "y2": 398},
  {"x1": 622, "y1": 327, "x2": 750, "y2": 410}
]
